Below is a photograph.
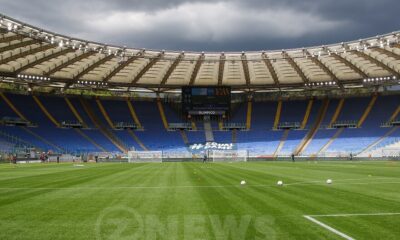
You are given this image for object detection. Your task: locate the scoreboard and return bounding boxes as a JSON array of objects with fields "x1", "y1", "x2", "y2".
[{"x1": 182, "y1": 87, "x2": 231, "y2": 115}]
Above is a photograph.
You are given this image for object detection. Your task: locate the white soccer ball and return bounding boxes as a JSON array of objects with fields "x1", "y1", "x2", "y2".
[
  {"x1": 240, "y1": 180, "x2": 246, "y2": 185},
  {"x1": 326, "y1": 179, "x2": 332, "y2": 184},
  {"x1": 277, "y1": 181, "x2": 283, "y2": 186}
]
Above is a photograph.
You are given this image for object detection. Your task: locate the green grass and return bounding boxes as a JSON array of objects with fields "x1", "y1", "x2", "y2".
[{"x1": 0, "y1": 161, "x2": 400, "y2": 239}]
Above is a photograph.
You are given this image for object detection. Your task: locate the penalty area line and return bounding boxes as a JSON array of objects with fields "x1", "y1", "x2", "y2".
[
  {"x1": 308, "y1": 212, "x2": 400, "y2": 217},
  {"x1": 304, "y1": 212, "x2": 400, "y2": 240},
  {"x1": 303, "y1": 215, "x2": 355, "y2": 240}
]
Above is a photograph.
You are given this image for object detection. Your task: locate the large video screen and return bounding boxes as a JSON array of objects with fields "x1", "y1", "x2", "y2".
[{"x1": 182, "y1": 87, "x2": 231, "y2": 115}]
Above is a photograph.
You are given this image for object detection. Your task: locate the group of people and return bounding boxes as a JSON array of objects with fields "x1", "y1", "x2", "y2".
[{"x1": 39, "y1": 152, "x2": 49, "y2": 163}]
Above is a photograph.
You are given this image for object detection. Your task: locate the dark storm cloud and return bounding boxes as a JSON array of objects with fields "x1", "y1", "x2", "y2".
[{"x1": 0, "y1": 0, "x2": 398, "y2": 51}]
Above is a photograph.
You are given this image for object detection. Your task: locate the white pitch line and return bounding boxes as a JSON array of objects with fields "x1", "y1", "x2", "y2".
[
  {"x1": 309, "y1": 212, "x2": 400, "y2": 217},
  {"x1": 304, "y1": 212, "x2": 400, "y2": 240},
  {"x1": 0, "y1": 177, "x2": 399, "y2": 190},
  {"x1": 304, "y1": 215, "x2": 355, "y2": 240}
]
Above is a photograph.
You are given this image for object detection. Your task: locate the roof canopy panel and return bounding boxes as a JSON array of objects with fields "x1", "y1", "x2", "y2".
[{"x1": 0, "y1": 14, "x2": 399, "y2": 91}]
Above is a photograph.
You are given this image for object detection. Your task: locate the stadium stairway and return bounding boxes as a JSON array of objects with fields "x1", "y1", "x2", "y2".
[
  {"x1": 300, "y1": 99, "x2": 314, "y2": 129},
  {"x1": 156, "y1": 97, "x2": 169, "y2": 130},
  {"x1": 279, "y1": 130, "x2": 307, "y2": 156},
  {"x1": 0, "y1": 94, "x2": 65, "y2": 152},
  {"x1": 324, "y1": 95, "x2": 386, "y2": 154},
  {"x1": 21, "y1": 127, "x2": 64, "y2": 152},
  {"x1": 377, "y1": 133, "x2": 400, "y2": 151},
  {"x1": 357, "y1": 95, "x2": 378, "y2": 128},
  {"x1": 133, "y1": 100, "x2": 186, "y2": 151},
  {"x1": 218, "y1": 119, "x2": 223, "y2": 131},
  {"x1": 232, "y1": 129, "x2": 237, "y2": 143},
  {"x1": 100, "y1": 99, "x2": 147, "y2": 150},
  {"x1": 0, "y1": 95, "x2": 18, "y2": 118},
  {"x1": 191, "y1": 120, "x2": 198, "y2": 131},
  {"x1": 79, "y1": 98, "x2": 127, "y2": 153},
  {"x1": 357, "y1": 103, "x2": 400, "y2": 156},
  {"x1": 32, "y1": 96, "x2": 61, "y2": 127},
  {"x1": 7, "y1": 94, "x2": 59, "y2": 126},
  {"x1": 127, "y1": 129, "x2": 148, "y2": 151},
  {"x1": 321, "y1": 97, "x2": 369, "y2": 154},
  {"x1": 246, "y1": 100, "x2": 252, "y2": 130},
  {"x1": 1, "y1": 92, "x2": 397, "y2": 156},
  {"x1": 303, "y1": 129, "x2": 337, "y2": 156},
  {"x1": 203, "y1": 116, "x2": 214, "y2": 142},
  {"x1": 78, "y1": 129, "x2": 117, "y2": 152},
  {"x1": 154, "y1": 98, "x2": 188, "y2": 150},
  {"x1": 0, "y1": 92, "x2": 28, "y2": 121},
  {"x1": 210, "y1": 118, "x2": 219, "y2": 131},
  {"x1": 329, "y1": 98, "x2": 345, "y2": 127},
  {"x1": 126, "y1": 99, "x2": 143, "y2": 129},
  {"x1": 273, "y1": 129, "x2": 290, "y2": 157},
  {"x1": 303, "y1": 99, "x2": 342, "y2": 153},
  {"x1": 360, "y1": 138, "x2": 400, "y2": 158},
  {"x1": 96, "y1": 99, "x2": 115, "y2": 129},
  {"x1": 64, "y1": 97, "x2": 88, "y2": 128},
  {"x1": 295, "y1": 99, "x2": 329, "y2": 155},
  {"x1": 111, "y1": 131, "x2": 140, "y2": 151},
  {"x1": 74, "y1": 129, "x2": 107, "y2": 152},
  {"x1": 66, "y1": 97, "x2": 95, "y2": 128},
  {"x1": 314, "y1": 99, "x2": 346, "y2": 155},
  {"x1": 235, "y1": 101, "x2": 280, "y2": 156},
  {"x1": 179, "y1": 130, "x2": 189, "y2": 146},
  {"x1": 39, "y1": 96, "x2": 77, "y2": 123},
  {"x1": 60, "y1": 97, "x2": 110, "y2": 152},
  {"x1": 357, "y1": 126, "x2": 399, "y2": 157},
  {"x1": 273, "y1": 100, "x2": 282, "y2": 129},
  {"x1": 36, "y1": 95, "x2": 108, "y2": 153},
  {"x1": 317, "y1": 128, "x2": 344, "y2": 155},
  {"x1": 389, "y1": 105, "x2": 400, "y2": 123},
  {"x1": 275, "y1": 100, "x2": 310, "y2": 155}
]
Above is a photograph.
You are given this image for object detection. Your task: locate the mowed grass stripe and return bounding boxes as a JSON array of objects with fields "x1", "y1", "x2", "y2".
[
  {"x1": 227, "y1": 162, "x2": 400, "y2": 215},
  {"x1": 0, "y1": 161, "x2": 399, "y2": 239},
  {"x1": 0, "y1": 164, "x2": 177, "y2": 240},
  {"x1": 0, "y1": 163, "x2": 145, "y2": 187},
  {"x1": 190, "y1": 162, "x2": 400, "y2": 239},
  {"x1": 223, "y1": 161, "x2": 384, "y2": 184},
  {"x1": 315, "y1": 215, "x2": 400, "y2": 240},
  {"x1": 0, "y1": 164, "x2": 151, "y2": 209},
  {"x1": 183, "y1": 163, "x2": 339, "y2": 239},
  {"x1": 207, "y1": 163, "x2": 359, "y2": 239}
]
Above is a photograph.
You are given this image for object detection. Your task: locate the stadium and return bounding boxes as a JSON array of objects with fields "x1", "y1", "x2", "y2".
[{"x1": 0, "y1": 5, "x2": 399, "y2": 240}]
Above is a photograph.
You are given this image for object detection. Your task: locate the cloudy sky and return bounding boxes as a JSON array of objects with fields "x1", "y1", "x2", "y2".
[{"x1": 1, "y1": 0, "x2": 399, "y2": 52}]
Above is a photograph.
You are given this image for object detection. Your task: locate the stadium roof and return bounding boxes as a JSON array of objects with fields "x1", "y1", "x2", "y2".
[{"x1": 0, "y1": 14, "x2": 399, "y2": 92}]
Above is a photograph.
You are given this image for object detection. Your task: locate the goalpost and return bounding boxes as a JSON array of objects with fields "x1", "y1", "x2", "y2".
[
  {"x1": 209, "y1": 150, "x2": 248, "y2": 162},
  {"x1": 128, "y1": 151, "x2": 163, "y2": 163}
]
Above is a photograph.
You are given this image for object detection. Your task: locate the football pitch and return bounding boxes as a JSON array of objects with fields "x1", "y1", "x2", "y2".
[{"x1": 0, "y1": 161, "x2": 399, "y2": 240}]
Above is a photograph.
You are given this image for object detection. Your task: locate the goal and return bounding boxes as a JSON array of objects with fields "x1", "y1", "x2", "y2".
[
  {"x1": 128, "y1": 151, "x2": 163, "y2": 163},
  {"x1": 209, "y1": 150, "x2": 248, "y2": 162}
]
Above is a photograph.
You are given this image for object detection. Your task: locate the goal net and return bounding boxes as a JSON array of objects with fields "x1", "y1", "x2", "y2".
[
  {"x1": 209, "y1": 150, "x2": 248, "y2": 162},
  {"x1": 128, "y1": 151, "x2": 163, "y2": 163}
]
